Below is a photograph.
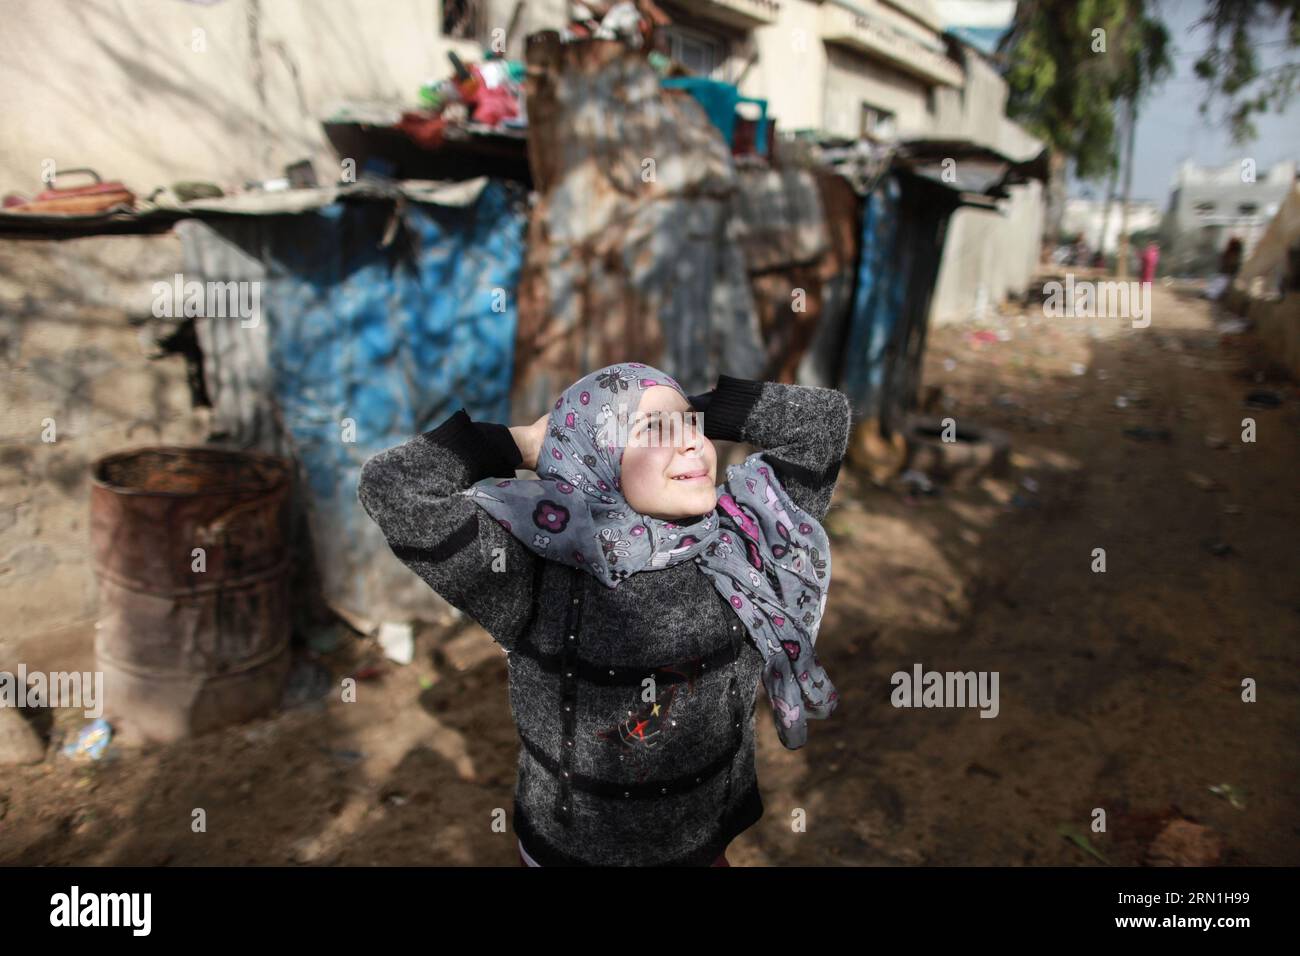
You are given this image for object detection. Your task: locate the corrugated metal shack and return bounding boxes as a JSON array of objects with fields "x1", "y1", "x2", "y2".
[
  {"x1": 144, "y1": 35, "x2": 1045, "y2": 629},
  {"x1": 175, "y1": 178, "x2": 527, "y2": 625}
]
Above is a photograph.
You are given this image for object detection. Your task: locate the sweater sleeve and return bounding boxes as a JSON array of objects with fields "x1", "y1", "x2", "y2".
[
  {"x1": 356, "y1": 408, "x2": 539, "y2": 652},
  {"x1": 690, "y1": 374, "x2": 852, "y2": 521}
]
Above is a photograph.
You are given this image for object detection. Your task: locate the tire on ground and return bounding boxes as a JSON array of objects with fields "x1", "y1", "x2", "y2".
[{"x1": 904, "y1": 415, "x2": 1010, "y2": 488}]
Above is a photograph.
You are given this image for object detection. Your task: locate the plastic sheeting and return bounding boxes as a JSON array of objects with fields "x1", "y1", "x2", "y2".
[
  {"x1": 180, "y1": 179, "x2": 528, "y2": 623},
  {"x1": 840, "y1": 173, "x2": 955, "y2": 428}
]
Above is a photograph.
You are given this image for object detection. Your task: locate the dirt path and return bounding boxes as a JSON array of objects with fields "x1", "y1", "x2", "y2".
[
  {"x1": 746, "y1": 281, "x2": 1300, "y2": 866},
  {"x1": 3, "y1": 281, "x2": 1297, "y2": 865}
]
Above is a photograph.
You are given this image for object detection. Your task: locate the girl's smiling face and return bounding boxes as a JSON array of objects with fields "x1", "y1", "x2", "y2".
[{"x1": 619, "y1": 386, "x2": 717, "y2": 521}]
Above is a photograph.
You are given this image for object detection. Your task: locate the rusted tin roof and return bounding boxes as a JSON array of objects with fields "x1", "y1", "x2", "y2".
[{"x1": 512, "y1": 34, "x2": 765, "y2": 423}]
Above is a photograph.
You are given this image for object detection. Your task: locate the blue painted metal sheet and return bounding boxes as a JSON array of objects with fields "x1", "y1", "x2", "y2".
[
  {"x1": 841, "y1": 174, "x2": 902, "y2": 420},
  {"x1": 182, "y1": 179, "x2": 528, "y2": 623}
]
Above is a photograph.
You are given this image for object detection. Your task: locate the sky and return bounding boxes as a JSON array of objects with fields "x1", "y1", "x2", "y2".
[
  {"x1": 936, "y1": 0, "x2": 1300, "y2": 207},
  {"x1": 1084, "y1": 0, "x2": 1300, "y2": 205}
]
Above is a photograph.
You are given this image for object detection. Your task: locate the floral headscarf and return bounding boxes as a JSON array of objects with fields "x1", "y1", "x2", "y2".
[{"x1": 461, "y1": 362, "x2": 838, "y2": 749}]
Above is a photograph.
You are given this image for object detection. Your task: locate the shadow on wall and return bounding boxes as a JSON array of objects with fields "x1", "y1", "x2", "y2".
[{"x1": 0, "y1": 0, "x2": 448, "y2": 193}]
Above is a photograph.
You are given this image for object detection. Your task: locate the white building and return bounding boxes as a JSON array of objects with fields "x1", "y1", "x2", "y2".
[
  {"x1": 1062, "y1": 198, "x2": 1164, "y2": 255},
  {"x1": 1160, "y1": 159, "x2": 1297, "y2": 275}
]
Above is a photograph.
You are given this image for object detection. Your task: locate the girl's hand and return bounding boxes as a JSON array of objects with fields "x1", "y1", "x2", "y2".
[{"x1": 509, "y1": 414, "x2": 549, "y2": 471}]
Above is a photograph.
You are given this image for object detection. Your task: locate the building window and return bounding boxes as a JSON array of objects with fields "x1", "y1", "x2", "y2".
[
  {"x1": 860, "y1": 103, "x2": 897, "y2": 140},
  {"x1": 1194, "y1": 201, "x2": 1216, "y2": 217},
  {"x1": 1238, "y1": 202, "x2": 1259, "y2": 216},
  {"x1": 663, "y1": 24, "x2": 728, "y2": 79},
  {"x1": 443, "y1": 0, "x2": 482, "y2": 41}
]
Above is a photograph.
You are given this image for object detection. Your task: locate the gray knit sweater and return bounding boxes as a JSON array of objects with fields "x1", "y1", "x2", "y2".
[{"x1": 357, "y1": 375, "x2": 851, "y2": 866}]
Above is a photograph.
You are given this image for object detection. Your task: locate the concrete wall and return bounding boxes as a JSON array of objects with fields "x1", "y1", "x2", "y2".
[
  {"x1": 0, "y1": 235, "x2": 209, "y2": 648},
  {"x1": 823, "y1": 43, "x2": 931, "y2": 138},
  {"x1": 0, "y1": 0, "x2": 558, "y2": 195},
  {"x1": 1161, "y1": 160, "x2": 1297, "y2": 275},
  {"x1": 747, "y1": 0, "x2": 831, "y2": 131},
  {"x1": 930, "y1": 180, "x2": 1044, "y2": 324},
  {"x1": 927, "y1": 42, "x2": 1045, "y2": 325}
]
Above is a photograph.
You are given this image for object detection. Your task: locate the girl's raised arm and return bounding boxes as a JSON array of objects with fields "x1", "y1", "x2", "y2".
[
  {"x1": 357, "y1": 408, "x2": 540, "y2": 652},
  {"x1": 691, "y1": 375, "x2": 852, "y2": 521}
]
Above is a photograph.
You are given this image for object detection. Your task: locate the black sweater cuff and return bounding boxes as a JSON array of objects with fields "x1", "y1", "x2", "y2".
[
  {"x1": 422, "y1": 408, "x2": 522, "y2": 480},
  {"x1": 696, "y1": 375, "x2": 763, "y2": 443}
]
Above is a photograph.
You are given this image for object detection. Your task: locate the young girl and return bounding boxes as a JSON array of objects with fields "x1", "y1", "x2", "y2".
[{"x1": 357, "y1": 363, "x2": 851, "y2": 866}]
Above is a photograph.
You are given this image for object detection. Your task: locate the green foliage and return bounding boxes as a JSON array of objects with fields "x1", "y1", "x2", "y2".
[
  {"x1": 998, "y1": 0, "x2": 1171, "y2": 181},
  {"x1": 1193, "y1": 0, "x2": 1300, "y2": 142}
]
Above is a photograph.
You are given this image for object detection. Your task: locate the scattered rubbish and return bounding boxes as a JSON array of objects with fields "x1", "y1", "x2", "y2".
[
  {"x1": 354, "y1": 665, "x2": 386, "y2": 681},
  {"x1": 1069, "y1": 362, "x2": 1087, "y2": 376},
  {"x1": 241, "y1": 723, "x2": 278, "y2": 746},
  {"x1": 282, "y1": 656, "x2": 333, "y2": 710},
  {"x1": 1203, "y1": 274, "x2": 1231, "y2": 301},
  {"x1": 383, "y1": 792, "x2": 409, "y2": 807},
  {"x1": 1057, "y1": 824, "x2": 1110, "y2": 864},
  {"x1": 943, "y1": 358, "x2": 957, "y2": 372},
  {"x1": 171, "y1": 181, "x2": 224, "y2": 202},
  {"x1": 307, "y1": 622, "x2": 346, "y2": 655},
  {"x1": 327, "y1": 602, "x2": 377, "y2": 638},
  {"x1": 418, "y1": 674, "x2": 435, "y2": 691},
  {"x1": 966, "y1": 330, "x2": 1000, "y2": 347},
  {"x1": 378, "y1": 621, "x2": 415, "y2": 665},
  {"x1": 319, "y1": 747, "x2": 364, "y2": 764},
  {"x1": 285, "y1": 159, "x2": 318, "y2": 190},
  {"x1": 1223, "y1": 504, "x2": 1243, "y2": 516},
  {"x1": 1215, "y1": 318, "x2": 1250, "y2": 335},
  {"x1": 1122, "y1": 426, "x2": 1171, "y2": 442},
  {"x1": 1114, "y1": 395, "x2": 1128, "y2": 409},
  {"x1": 1020, "y1": 476, "x2": 1040, "y2": 494},
  {"x1": 1146, "y1": 818, "x2": 1223, "y2": 866},
  {"x1": 1243, "y1": 390, "x2": 1282, "y2": 410},
  {"x1": 1185, "y1": 471, "x2": 1222, "y2": 492},
  {"x1": 1208, "y1": 783, "x2": 1246, "y2": 810},
  {"x1": 900, "y1": 469, "x2": 936, "y2": 496},
  {"x1": 2, "y1": 168, "x2": 134, "y2": 215},
  {"x1": 61, "y1": 719, "x2": 112, "y2": 762}
]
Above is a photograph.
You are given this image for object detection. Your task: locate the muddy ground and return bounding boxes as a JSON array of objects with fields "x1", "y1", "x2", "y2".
[{"x1": 2, "y1": 281, "x2": 1297, "y2": 866}]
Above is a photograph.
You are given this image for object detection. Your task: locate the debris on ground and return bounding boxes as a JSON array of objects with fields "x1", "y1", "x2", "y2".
[
  {"x1": 281, "y1": 656, "x2": 333, "y2": 710},
  {"x1": 378, "y1": 621, "x2": 415, "y2": 665},
  {"x1": 1208, "y1": 783, "x2": 1246, "y2": 810},
  {"x1": 900, "y1": 469, "x2": 936, "y2": 496},
  {"x1": 60, "y1": 719, "x2": 113, "y2": 762},
  {"x1": 1122, "y1": 426, "x2": 1172, "y2": 442},
  {"x1": 1243, "y1": 389, "x2": 1283, "y2": 409},
  {"x1": 1057, "y1": 824, "x2": 1110, "y2": 864},
  {"x1": 1146, "y1": 818, "x2": 1224, "y2": 867}
]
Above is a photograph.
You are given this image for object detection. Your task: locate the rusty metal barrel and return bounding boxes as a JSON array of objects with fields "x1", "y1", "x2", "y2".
[{"x1": 90, "y1": 446, "x2": 292, "y2": 742}]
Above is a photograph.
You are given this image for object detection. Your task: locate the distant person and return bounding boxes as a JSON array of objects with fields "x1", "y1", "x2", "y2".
[
  {"x1": 1140, "y1": 241, "x2": 1160, "y2": 284},
  {"x1": 1220, "y1": 237, "x2": 1243, "y2": 278}
]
